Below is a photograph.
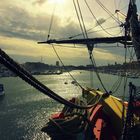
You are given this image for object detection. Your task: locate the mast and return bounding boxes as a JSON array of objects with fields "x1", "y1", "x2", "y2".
[{"x1": 126, "y1": 0, "x2": 140, "y2": 61}]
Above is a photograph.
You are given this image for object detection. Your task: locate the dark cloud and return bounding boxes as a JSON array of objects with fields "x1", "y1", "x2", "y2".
[
  {"x1": 32, "y1": 0, "x2": 47, "y2": 5},
  {"x1": 0, "y1": 3, "x2": 106, "y2": 43},
  {"x1": 0, "y1": 5, "x2": 82, "y2": 41},
  {"x1": 0, "y1": 6, "x2": 50, "y2": 40},
  {"x1": 95, "y1": 18, "x2": 106, "y2": 26}
]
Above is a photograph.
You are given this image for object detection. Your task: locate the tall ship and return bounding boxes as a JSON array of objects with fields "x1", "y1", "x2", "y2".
[{"x1": 0, "y1": 0, "x2": 140, "y2": 140}]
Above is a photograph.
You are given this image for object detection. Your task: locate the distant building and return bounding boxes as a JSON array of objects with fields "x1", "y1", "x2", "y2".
[{"x1": 56, "y1": 61, "x2": 60, "y2": 67}]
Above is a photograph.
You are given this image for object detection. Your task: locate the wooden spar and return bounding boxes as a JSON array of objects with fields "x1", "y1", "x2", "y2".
[
  {"x1": 126, "y1": 0, "x2": 140, "y2": 61},
  {"x1": 38, "y1": 36, "x2": 132, "y2": 46}
]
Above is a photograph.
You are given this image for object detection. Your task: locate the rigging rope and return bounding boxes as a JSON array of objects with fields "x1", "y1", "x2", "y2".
[
  {"x1": 128, "y1": 47, "x2": 135, "y2": 62},
  {"x1": 0, "y1": 48, "x2": 101, "y2": 109},
  {"x1": 68, "y1": 2, "x2": 128, "y2": 40},
  {"x1": 88, "y1": 25, "x2": 124, "y2": 36},
  {"x1": 73, "y1": 0, "x2": 96, "y2": 87},
  {"x1": 73, "y1": 0, "x2": 109, "y2": 93},
  {"x1": 47, "y1": 3, "x2": 56, "y2": 40},
  {"x1": 111, "y1": 76, "x2": 123, "y2": 94},
  {"x1": 76, "y1": 0, "x2": 88, "y2": 38},
  {"x1": 51, "y1": 44, "x2": 84, "y2": 90},
  {"x1": 68, "y1": 25, "x2": 123, "y2": 39},
  {"x1": 73, "y1": 0, "x2": 86, "y2": 38},
  {"x1": 89, "y1": 53, "x2": 108, "y2": 93},
  {"x1": 96, "y1": 0, "x2": 126, "y2": 41},
  {"x1": 121, "y1": 24, "x2": 129, "y2": 126},
  {"x1": 95, "y1": 0, "x2": 122, "y2": 24},
  {"x1": 84, "y1": 0, "x2": 121, "y2": 37}
]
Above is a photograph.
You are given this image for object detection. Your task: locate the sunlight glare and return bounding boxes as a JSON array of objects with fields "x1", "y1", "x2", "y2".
[{"x1": 48, "y1": 0, "x2": 65, "y2": 4}]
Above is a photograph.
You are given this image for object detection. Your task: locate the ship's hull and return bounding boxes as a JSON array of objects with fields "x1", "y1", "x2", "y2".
[
  {"x1": 42, "y1": 88, "x2": 127, "y2": 140},
  {"x1": 83, "y1": 88, "x2": 127, "y2": 139}
]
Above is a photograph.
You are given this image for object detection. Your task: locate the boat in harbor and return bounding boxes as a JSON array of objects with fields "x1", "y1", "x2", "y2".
[
  {"x1": 0, "y1": 0, "x2": 140, "y2": 140},
  {"x1": 0, "y1": 84, "x2": 4, "y2": 96}
]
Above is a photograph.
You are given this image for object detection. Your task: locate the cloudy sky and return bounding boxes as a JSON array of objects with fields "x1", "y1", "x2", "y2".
[{"x1": 0, "y1": 0, "x2": 139, "y2": 66}]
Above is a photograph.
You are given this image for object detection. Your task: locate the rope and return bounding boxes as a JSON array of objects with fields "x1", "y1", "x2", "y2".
[
  {"x1": 111, "y1": 76, "x2": 123, "y2": 94},
  {"x1": 69, "y1": 24, "x2": 121, "y2": 39},
  {"x1": 76, "y1": 0, "x2": 88, "y2": 38},
  {"x1": 121, "y1": 25, "x2": 129, "y2": 126},
  {"x1": 50, "y1": 113, "x2": 94, "y2": 137},
  {"x1": 89, "y1": 60, "x2": 94, "y2": 88},
  {"x1": 88, "y1": 25, "x2": 123, "y2": 36},
  {"x1": 84, "y1": 0, "x2": 121, "y2": 37},
  {"x1": 42, "y1": 98, "x2": 96, "y2": 139},
  {"x1": 68, "y1": 15, "x2": 121, "y2": 39},
  {"x1": 74, "y1": 0, "x2": 110, "y2": 93},
  {"x1": 87, "y1": 91, "x2": 103, "y2": 105},
  {"x1": 51, "y1": 44, "x2": 84, "y2": 90},
  {"x1": 47, "y1": 3, "x2": 56, "y2": 40},
  {"x1": 121, "y1": 82, "x2": 137, "y2": 140},
  {"x1": 74, "y1": 0, "x2": 96, "y2": 87},
  {"x1": 73, "y1": 0, "x2": 86, "y2": 38},
  {"x1": 96, "y1": 0, "x2": 126, "y2": 40},
  {"x1": 0, "y1": 48, "x2": 100, "y2": 109},
  {"x1": 128, "y1": 47, "x2": 135, "y2": 62},
  {"x1": 95, "y1": 0, "x2": 122, "y2": 24},
  {"x1": 89, "y1": 52, "x2": 108, "y2": 93}
]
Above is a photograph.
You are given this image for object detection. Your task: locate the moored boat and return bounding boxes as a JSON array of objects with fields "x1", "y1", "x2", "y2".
[{"x1": 0, "y1": 84, "x2": 4, "y2": 96}]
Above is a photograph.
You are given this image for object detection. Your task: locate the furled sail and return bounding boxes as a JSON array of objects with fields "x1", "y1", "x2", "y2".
[{"x1": 126, "y1": 0, "x2": 140, "y2": 61}]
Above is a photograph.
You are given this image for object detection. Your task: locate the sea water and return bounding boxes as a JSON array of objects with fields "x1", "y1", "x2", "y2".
[{"x1": 0, "y1": 70, "x2": 140, "y2": 140}]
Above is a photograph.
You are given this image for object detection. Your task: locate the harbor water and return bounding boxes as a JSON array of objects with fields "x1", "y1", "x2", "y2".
[{"x1": 0, "y1": 70, "x2": 140, "y2": 140}]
